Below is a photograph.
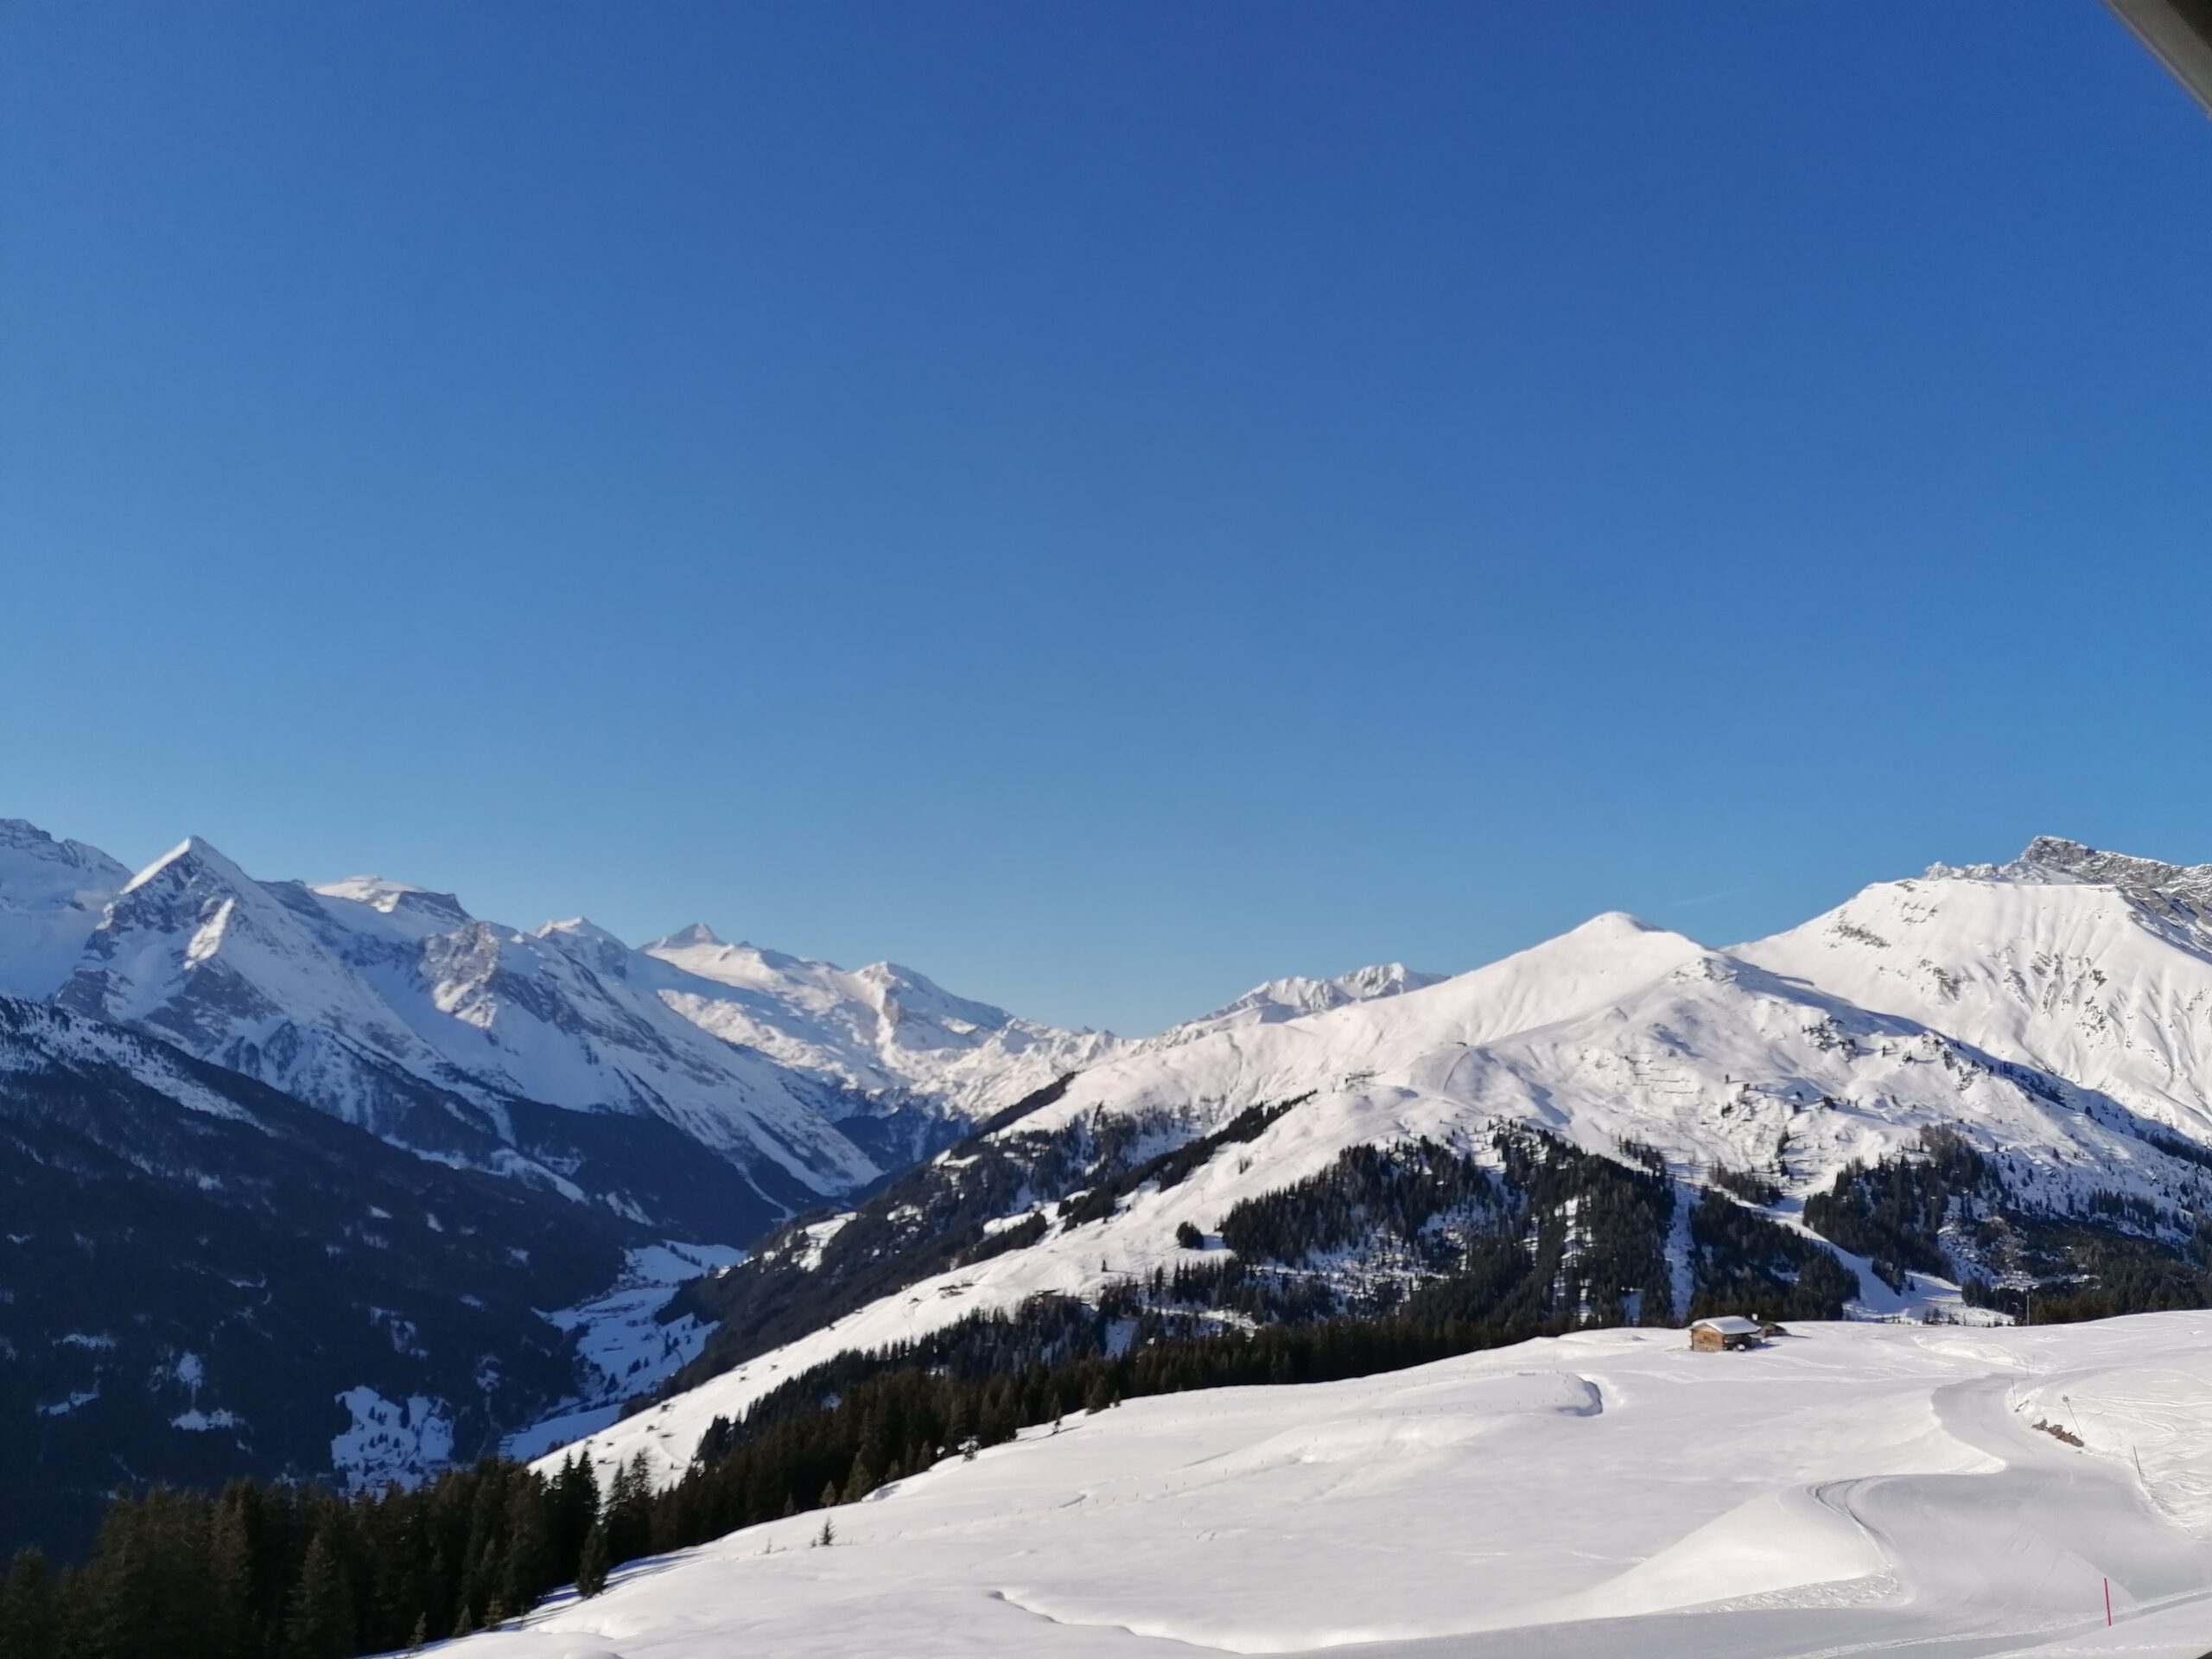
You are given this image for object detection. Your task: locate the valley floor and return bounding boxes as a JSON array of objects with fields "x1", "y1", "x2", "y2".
[{"x1": 429, "y1": 1313, "x2": 2212, "y2": 1658}]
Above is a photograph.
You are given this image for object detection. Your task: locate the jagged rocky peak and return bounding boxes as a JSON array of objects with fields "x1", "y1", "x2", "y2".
[
  {"x1": 1338, "y1": 961, "x2": 1448, "y2": 998},
  {"x1": 1170, "y1": 958, "x2": 1448, "y2": 1038},
  {"x1": 1929, "y1": 837, "x2": 2212, "y2": 910},
  {"x1": 0, "y1": 817, "x2": 130, "y2": 880},
  {"x1": 118, "y1": 834, "x2": 257, "y2": 898},
  {"x1": 657, "y1": 922, "x2": 726, "y2": 950},
  {"x1": 535, "y1": 916, "x2": 634, "y2": 976}
]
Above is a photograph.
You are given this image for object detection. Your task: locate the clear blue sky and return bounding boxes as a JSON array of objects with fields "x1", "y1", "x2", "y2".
[{"x1": 4, "y1": 3, "x2": 2208, "y2": 1035}]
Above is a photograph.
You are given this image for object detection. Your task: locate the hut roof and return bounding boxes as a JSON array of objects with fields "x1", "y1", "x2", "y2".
[{"x1": 1690, "y1": 1316, "x2": 1763, "y2": 1336}]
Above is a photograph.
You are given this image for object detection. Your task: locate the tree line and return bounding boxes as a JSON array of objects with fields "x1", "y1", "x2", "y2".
[
  {"x1": 0, "y1": 1450, "x2": 635, "y2": 1659},
  {"x1": 0, "y1": 1290, "x2": 1577, "y2": 1659}
]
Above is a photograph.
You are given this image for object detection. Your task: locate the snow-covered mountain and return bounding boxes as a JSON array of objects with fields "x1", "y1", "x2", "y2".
[
  {"x1": 0, "y1": 819, "x2": 1135, "y2": 1243},
  {"x1": 545, "y1": 838, "x2": 2212, "y2": 1491},
  {"x1": 3, "y1": 815, "x2": 1451, "y2": 1243},
  {"x1": 1148, "y1": 960, "x2": 1446, "y2": 1045},
  {"x1": 639, "y1": 924, "x2": 1119, "y2": 1122},
  {"x1": 1738, "y1": 836, "x2": 2212, "y2": 1135},
  {"x1": 45, "y1": 836, "x2": 877, "y2": 1233},
  {"x1": 0, "y1": 819, "x2": 129, "y2": 999}
]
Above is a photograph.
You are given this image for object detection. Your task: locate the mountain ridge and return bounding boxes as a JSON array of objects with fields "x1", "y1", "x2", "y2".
[{"x1": 537, "y1": 836, "x2": 2212, "y2": 1491}]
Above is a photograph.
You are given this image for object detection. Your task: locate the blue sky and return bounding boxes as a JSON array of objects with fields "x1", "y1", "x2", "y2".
[{"x1": 4, "y1": 3, "x2": 2208, "y2": 1035}]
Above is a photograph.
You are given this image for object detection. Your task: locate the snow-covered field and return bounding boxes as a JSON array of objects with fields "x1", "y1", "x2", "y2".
[{"x1": 443, "y1": 1313, "x2": 2212, "y2": 1659}]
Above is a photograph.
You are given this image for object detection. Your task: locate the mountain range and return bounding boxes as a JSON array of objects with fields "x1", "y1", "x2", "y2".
[
  {"x1": 545, "y1": 836, "x2": 2212, "y2": 1491},
  {"x1": 7, "y1": 816, "x2": 2212, "y2": 1558}
]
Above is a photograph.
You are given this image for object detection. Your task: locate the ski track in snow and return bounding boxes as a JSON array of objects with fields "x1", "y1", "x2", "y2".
[{"x1": 432, "y1": 1314, "x2": 2212, "y2": 1659}]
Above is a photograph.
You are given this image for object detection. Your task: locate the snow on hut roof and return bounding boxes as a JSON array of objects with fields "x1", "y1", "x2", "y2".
[{"x1": 1691, "y1": 1316, "x2": 1763, "y2": 1335}]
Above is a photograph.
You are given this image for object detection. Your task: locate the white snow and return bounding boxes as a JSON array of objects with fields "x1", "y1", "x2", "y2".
[
  {"x1": 459, "y1": 1313, "x2": 2212, "y2": 1659},
  {"x1": 170, "y1": 1408, "x2": 243, "y2": 1432},
  {"x1": 331, "y1": 1387, "x2": 456, "y2": 1491}
]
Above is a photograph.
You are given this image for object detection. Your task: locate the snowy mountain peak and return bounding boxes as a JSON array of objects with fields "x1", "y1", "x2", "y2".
[
  {"x1": 537, "y1": 916, "x2": 628, "y2": 949},
  {"x1": 535, "y1": 917, "x2": 635, "y2": 976},
  {"x1": 1927, "y1": 836, "x2": 2212, "y2": 910},
  {"x1": 1569, "y1": 909, "x2": 1664, "y2": 939},
  {"x1": 0, "y1": 817, "x2": 126, "y2": 874},
  {"x1": 641, "y1": 931, "x2": 1116, "y2": 1121},
  {"x1": 119, "y1": 835, "x2": 255, "y2": 897},
  {"x1": 1168, "y1": 961, "x2": 1447, "y2": 1040}
]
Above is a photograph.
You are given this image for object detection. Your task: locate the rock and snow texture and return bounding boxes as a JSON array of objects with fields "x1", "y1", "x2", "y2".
[
  {"x1": 639, "y1": 925, "x2": 1118, "y2": 1120},
  {"x1": 48, "y1": 836, "x2": 880, "y2": 1196},
  {"x1": 0, "y1": 814, "x2": 1497, "y2": 1217},
  {"x1": 467, "y1": 1313, "x2": 2212, "y2": 1658},
  {"x1": 1739, "y1": 838, "x2": 2212, "y2": 1135},
  {"x1": 2, "y1": 817, "x2": 1165, "y2": 1215},
  {"x1": 1149, "y1": 961, "x2": 1446, "y2": 1046}
]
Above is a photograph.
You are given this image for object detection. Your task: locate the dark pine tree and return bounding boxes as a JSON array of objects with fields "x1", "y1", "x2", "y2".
[
  {"x1": 575, "y1": 1525, "x2": 612, "y2": 1599},
  {"x1": 286, "y1": 1527, "x2": 357, "y2": 1659}
]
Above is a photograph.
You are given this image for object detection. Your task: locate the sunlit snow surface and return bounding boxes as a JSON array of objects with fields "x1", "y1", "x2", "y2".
[{"x1": 442, "y1": 1314, "x2": 2212, "y2": 1659}]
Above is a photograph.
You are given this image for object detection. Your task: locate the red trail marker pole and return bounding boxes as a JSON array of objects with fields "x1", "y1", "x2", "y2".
[{"x1": 2106, "y1": 1577, "x2": 2113, "y2": 1626}]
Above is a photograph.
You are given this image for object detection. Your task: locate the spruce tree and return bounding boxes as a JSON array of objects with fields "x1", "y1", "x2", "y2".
[
  {"x1": 207, "y1": 1491, "x2": 258, "y2": 1659},
  {"x1": 0, "y1": 1548, "x2": 57, "y2": 1659},
  {"x1": 499, "y1": 1478, "x2": 554, "y2": 1616},
  {"x1": 85, "y1": 1501, "x2": 163, "y2": 1659},
  {"x1": 576, "y1": 1524, "x2": 612, "y2": 1599},
  {"x1": 285, "y1": 1528, "x2": 356, "y2": 1659},
  {"x1": 549, "y1": 1452, "x2": 601, "y2": 1580}
]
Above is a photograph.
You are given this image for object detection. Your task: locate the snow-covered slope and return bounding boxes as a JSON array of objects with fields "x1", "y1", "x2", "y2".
[
  {"x1": 543, "y1": 845, "x2": 2212, "y2": 1490},
  {"x1": 478, "y1": 1313, "x2": 2212, "y2": 1659},
  {"x1": 639, "y1": 925, "x2": 1117, "y2": 1120},
  {"x1": 0, "y1": 818, "x2": 129, "y2": 999},
  {"x1": 1737, "y1": 837, "x2": 2212, "y2": 1136}
]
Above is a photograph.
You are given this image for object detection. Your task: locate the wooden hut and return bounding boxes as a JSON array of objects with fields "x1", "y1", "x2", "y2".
[{"x1": 1688, "y1": 1315, "x2": 1763, "y2": 1352}]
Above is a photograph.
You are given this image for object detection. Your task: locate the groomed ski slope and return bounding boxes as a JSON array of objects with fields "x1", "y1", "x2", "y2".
[{"x1": 446, "y1": 1313, "x2": 2212, "y2": 1659}]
